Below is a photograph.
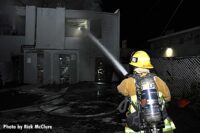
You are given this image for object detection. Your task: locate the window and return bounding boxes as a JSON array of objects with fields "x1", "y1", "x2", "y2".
[
  {"x1": 65, "y1": 19, "x2": 89, "y2": 37},
  {"x1": 0, "y1": 16, "x2": 25, "y2": 36},
  {"x1": 65, "y1": 18, "x2": 102, "y2": 38}
]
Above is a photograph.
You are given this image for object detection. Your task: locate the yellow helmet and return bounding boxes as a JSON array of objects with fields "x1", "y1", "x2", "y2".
[{"x1": 129, "y1": 51, "x2": 154, "y2": 69}]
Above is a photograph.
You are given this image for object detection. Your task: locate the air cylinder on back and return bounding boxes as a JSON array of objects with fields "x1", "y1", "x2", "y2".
[{"x1": 140, "y1": 77, "x2": 162, "y2": 124}]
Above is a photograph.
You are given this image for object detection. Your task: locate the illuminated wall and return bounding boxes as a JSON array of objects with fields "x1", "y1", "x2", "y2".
[
  {"x1": 148, "y1": 26, "x2": 200, "y2": 57},
  {"x1": 24, "y1": 6, "x2": 120, "y2": 84}
]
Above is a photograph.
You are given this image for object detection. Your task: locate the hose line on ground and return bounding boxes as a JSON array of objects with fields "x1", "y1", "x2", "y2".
[{"x1": 39, "y1": 101, "x2": 119, "y2": 118}]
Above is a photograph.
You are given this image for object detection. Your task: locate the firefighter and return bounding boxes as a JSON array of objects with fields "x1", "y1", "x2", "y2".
[{"x1": 117, "y1": 51, "x2": 176, "y2": 133}]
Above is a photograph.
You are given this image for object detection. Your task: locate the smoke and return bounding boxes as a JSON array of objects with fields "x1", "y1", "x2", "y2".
[
  {"x1": 83, "y1": 0, "x2": 102, "y2": 11},
  {"x1": 0, "y1": 0, "x2": 103, "y2": 35},
  {"x1": 1, "y1": 0, "x2": 103, "y2": 11},
  {"x1": 0, "y1": 0, "x2": 17, "y2": 35},
  {"x1": 65, "y1": 0, "x2": 102, "y2": 11}
]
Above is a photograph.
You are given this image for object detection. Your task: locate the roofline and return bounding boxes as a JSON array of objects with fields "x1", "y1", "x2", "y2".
[
  {"x1": 65, "y1": 9, "x2": 120, "y2": 16},
  {"x1": 16, "y1": 6, "x2": 120, "y2": 16},
  {"x1": 148, "y1": 26, "x2": 200, "y2": 42}
]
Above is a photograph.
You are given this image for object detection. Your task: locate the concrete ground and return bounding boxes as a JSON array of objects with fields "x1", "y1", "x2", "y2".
[
  {"x1": 0, "y1": 82, "x2": 199, "y2": 133},
  {"x1": 0, "y1": 82, "x2": 125, "y2": 133}
]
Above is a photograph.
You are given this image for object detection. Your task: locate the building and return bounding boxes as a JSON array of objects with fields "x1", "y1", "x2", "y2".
[
  {"x1": 0, "y1": 6, "x2": 120, "y2": 85},
  {"x1": 148, "y1": 26, "x2": 200, "y2": 57},
  {"x1": 148, "y1": 27, "x2": 200, "y2": 98}
]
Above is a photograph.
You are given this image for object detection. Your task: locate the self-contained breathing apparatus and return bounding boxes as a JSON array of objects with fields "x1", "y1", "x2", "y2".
[
  {"x1": 138, "y1": 73, "x2": 165, "y2": 132},
  {"x1": 126, "y1": 73, "x2": 166, "y2": 133}
]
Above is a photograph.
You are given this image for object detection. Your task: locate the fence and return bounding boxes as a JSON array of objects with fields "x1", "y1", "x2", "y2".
[{"x1": 151, "y1": 56, "x2": 200, "y2": 98}]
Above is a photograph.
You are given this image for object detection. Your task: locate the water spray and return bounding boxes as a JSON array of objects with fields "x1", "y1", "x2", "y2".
[{"x1": 81, "y1": 28, "x2": 128, "y2": 77}]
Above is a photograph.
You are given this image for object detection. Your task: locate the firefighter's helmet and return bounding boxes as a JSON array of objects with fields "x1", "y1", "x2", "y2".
[{"x1": 129, "y1": 51, "x2": 154, "y2": 69}]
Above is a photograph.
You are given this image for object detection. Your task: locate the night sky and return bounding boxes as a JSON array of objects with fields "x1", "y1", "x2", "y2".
[{"x1": 101, "y1": 0, "x2": 200, "y2": 49}]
